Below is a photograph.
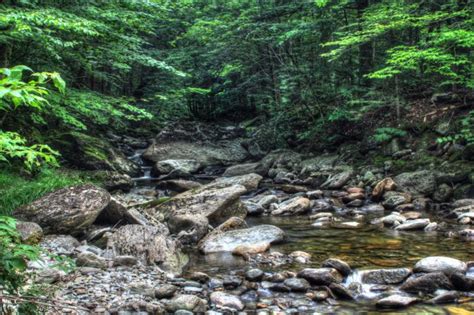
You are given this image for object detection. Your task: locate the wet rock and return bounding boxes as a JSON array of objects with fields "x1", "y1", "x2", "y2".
[
  {"x1": 244, "y1": 202, "x2": 265, "y2": 216},
  {"x1": 289, "y1": 251, "x2": 312, "y2": 264},
  {"x1": 306, "y1": 190, "x2": 324, "y2": 199},
  {"x1": 14, "y1": 184, "x2": 110, "y2": 235},
  {"x1": 377, "y1": 212, "x2": 406, "y2": 226},
  {"x1": 156, "y1": 179, "x2": 202, "y2": 192},
  {"x1": 246, "y1": 269, "x2": 264, "y2": 282},
  {"x1": 322, "y1": 258, "x2": 352, "y2": 277},
  {"x1": 372, "y1": 178, "x2": 397, "y2": 201},
  {"x1": 414, "y1": 256, "x2": 467, "y2": 274},
  {"x1": 346, "y1": 199, "x2": 364, "y2": 207},
  {"x1": 394, "y1": 170, "x2": 436, "y2": 196},
  {"x1": 331, "y1": 221, "x2": 362, "y2": 229},
  {"x1": 210, "y1": 292, "x2": 244, "y2": 311},
  {"x1": 376, "y1": 294, "x2": 418, "y2": 309},
  {"x1": 279, "y1": 184, "x2": 309, "y2": 194},
  {"x1": 311, "y1": 199, "x2": 334, "y2": 213},
  {"x1": 189, "y1": 272, "x2": 210, "y2": 283},
  {"x1": 297, "y1": 268, "x2": 343, "y2": 285},
  {"x1": 223, "y1": 162, "x2": 261, "y2": 177},
  {"x1": 400, "y1": 272, "x2": 453, "y2": 293},
  {"x1": 360, "y1": 204, "x2": 385, "y2": 213},
  {"x1": 210, "y1": 173, "x2": 263, "y2": 191},
  {"x1": 199, "y1": 225, "x2": 284, "y2": 254},
  {"x1": 433, "y1": 183, "x2": 453, "y2": 202},
  {"x1": 16, "y1": 221, "x2": 43, "y2": 244},
  {"x1": 283, "y1": 278, "x2": 310, "y2": 292},
  {"x1": 329, "y1": 283, "x2": 354, "y2": 300},
  {"x1": 257, "y1": 195, "x2": 278, "y2": 209},
  {"x1": 424, "y1": 222, "x2": 438, "y2": 231},
  {"x1": 459, "y1": 229, "x2": 474, "y2": 241},
  {"x1": 155, "y1": 284, "x2": 178, "y2": 299},
  {"x1": 382, "y1": 192, "x2": 411, "y2": 209},
  {"x1": 394, "y1": 218, "x2": 430, "y2": 231},
  {"x1": 395, "y1": 203, "x2": 415, "y2": 212},
  {"x1": 449, "y1": 272, "x2": 474, "y2": 291},
  {"x1": 321, "y1": 170, "x2": 353, "y2": 189},
  {"x1": 428, "y1": 291, "x2": 459, "y2": 304},
  {"x1": 361, "y1": 268, "x2": 411, "y2": 284},
  {"x1": 155, "y1": 159, "x2": 201, "y2": 175},
  {"x1": 76, "y1": 252, "x2": 107, "y2": 269},
  {"x1": 223, "y1": 275, "x2": 242, "y2": 289},
  {"x1": 108, "y1": 224, "x2": 186, "y2": 273},
  {"x1": 166, "y1": 294, "x2": 207, "y2": 313},
  {"x1": 272, "y1": 197, "x2": 311, "y2": 216},
  {"x1": 401, "y1": 211, "x2": 422, "y2": 220},
  {"x1": 100, "y1": 171, "x2": 134, "y2": 192}
]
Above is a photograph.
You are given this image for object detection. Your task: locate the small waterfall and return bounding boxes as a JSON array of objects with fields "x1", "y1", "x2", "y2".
[
  {"x1": 343, "y1": 270, "x2": 380, "y2": 299},
  {"x1": 128, "y1": 150, "x2": 156, "y2": 182}
]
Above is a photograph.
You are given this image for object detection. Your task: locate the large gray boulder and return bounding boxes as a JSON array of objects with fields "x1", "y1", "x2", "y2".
[
  {"x1": 413, "y1": 256, "x2": 467, "y2": 275},
  {"x1": 199, "y1": 225, "x2": 285, "y2": 254},
  {"x1": 108, "y1": 224, "x2": 187, "y2": 273},
  {"x1": 14, "y1": 184, "x2": 110, "y2": 235},
  {"x1": 394, "y1": 170, "x2": 437, "y2": 196}
]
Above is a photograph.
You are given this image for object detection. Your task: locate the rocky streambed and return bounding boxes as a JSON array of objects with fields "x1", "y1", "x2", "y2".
[{"x1": 7, "y1": 123, "x2": 474, "y2": 314}]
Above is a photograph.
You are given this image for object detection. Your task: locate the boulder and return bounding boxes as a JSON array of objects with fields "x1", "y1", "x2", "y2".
[
  {"x1": 322, "y1": 258, "x2": 352, "y2": 277},
  {"x1": 376, "y1": 295, "x2": 418, "y2": 309},
  {"x1": 297, "y1": 268, "x2": 343, "y2": 285},
  {"x1": 361, "y1": 268, "x2": 412, "y2": 284},
  {"x1": 199, "y1": 225, "x2": 285, "y2": 254},
  {"x1": 108, "y1": 224, "x2": 187, "y2": 273},
  {"x1": 155, "y1": 159, "x2": 201, "y2": 175},
  {"x1": 76, "y1": 252, "x2": 107, "y2": 269},
  {"x1": 400, "y1": 272, "x2": 453, "y2": 293},
  {"x1": 223, "y1": 163, "x2": 261, "y2": 176},
  {"x1": 321, "y1": 170, "x2": 353, "y2": 189},
  {"x1": 210, "y1": 292, "x2": 244, "y2": 311},
  {"x1": 450, "y1": 272, "x2": 474, "y2": 291},
  {"x1": 210, "y1": 173, "x2": 263, "y2": 191},
  {"x1": 40, "y1": 235, "x2": 80, "y2": 256},
  {"x1": 14, "y1": 184, "x2": 110, "y2": 235},
  {"x1": 382, "y1": 191, "x2": 411, "y2": 209},
  {"x1": 394, "y1": 170, "x2": 436, "y2": 196},
  {"x1": 394, "y1": 218, "x2": 430, "y2": 231},
  {"x1": 257, "y1": 195, "x2": 278, "y2": 209},
  {"x1": 413, "y1": 256, "x2": 467, "y2": 275},
  {"x1": 372, "y1": 178, "x2": 397, "y2": 200},
  {"x1": 271, "y1": 197, "x2": 311, "y2": 216},
  {"x1": 16, "y1": 221, "x2": 43, "y2": 244},
  {"x1": 329, "y1": 283, "x2": 354, "y2": 300},
  {"x1": 166, "y1": 294, "x2": 207, "y2": 313}
]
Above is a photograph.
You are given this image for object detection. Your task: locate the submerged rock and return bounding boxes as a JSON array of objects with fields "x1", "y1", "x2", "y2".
[
  {"x1": 376, "y1": 294, "x2": 418, "y2": 309},
  {"x1": 14, "y1": 184, "x2": 110, "y2": 235},
  {"x1": 199, "y1": 225, "x2": 285, "y2": 254}
]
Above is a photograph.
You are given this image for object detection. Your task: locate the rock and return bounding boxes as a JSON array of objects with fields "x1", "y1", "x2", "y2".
[
  {"x1": 14, "y1": 184, "x2": 110, "y2": 235},
  {"x1": 459, "y1": 229, "x2": 474, "y2": 241},
  {"x1": 297, "y1": 268, "x2": 343, "y2": 285},
  {"x1": 453, "y1": 199, "x2": 474, "y2": 208},
  {"x1": 95, "y1": 197, "x2": 129, "y2": 225},
  {"x1": 360, "y1": 204, "x2": 385, "y2": 213},
  {"x1": 394, "y1": 218, "x2": 430, "y2": 230},
  {"x1": 394, "y1": 170, "x2": 436, "y2": 196},
  {"x1": 108, "y1": 225, "x2": 187, "y2": 273},
  {"x1": 223, "y1": 163, "x2": 261, "y2": 176},
  {"x1": 400, "y1": 272, "x2": 453, "y2": 293},
  {"x1": 151, "y1": 184, "x2": 248, "y2": 242},
  {"x1": 283, "y1": 278, "x2": 310, "y2": 292},
  {"x1": 429, "y1": 291, "x2": 459, "y2": 304},
  {"x1": 40, "y1": 235, "x2": 80, "y2": 256},
  {"x1": 289, "y1": 251, "x2": 312, "y2": 264},
  {"x1": 155, "y1": 159, "x2": 201, "y2": 175},
  {"x1": 76, "y1": 252, "x2": 107, "y2": 269},
  {"x1": 450, "y1": 272, "x2": 474, "y2": 291},
  {"x1": 329, "y1": 283, "x2": 354, "y2": 300},
  {"x1": 311, "y1": 200, "x2": 334, "y2": 213},
  {"x1": 376, "y1": 295, "x2": 418, "y2": 309},
  {"x1": 243, "y1": 202, "x2": 265, "y2": 216},
  {"x1": 210, "y1": 173, "x2": 263, "y2": 191},
  {"x1": 16, "y1": 221, "x2": 43, "y2": 244},
  {"x1": 223, "y1": 275, "x2": 242, "y2": 289},
  {"x1": 189, "y1": 271, "x2": 210, "y2": 283},
  {"x1": 245, "y1": 269, "x2": 264, "y2": 281},
  {"x1": 414, "y1": 256, "x2": 467, "y2": 274},
  {"x1": 322, "y1": 258, "x2": 352, "y2": 277},
  {"x1": 271, "y1": 197, "x2": 311, "y2": 216},
  {"x1": 361, "y1": 268, "x2": 411, "y2": 284},
  {"x1": 401, "y1": 211, "x2": 422, "y2": 220},
  {"x1": 156, "y1": 179, "x2": 202, "y2": 192},
  {"x1": 199, "y1": 225, "x2": 285, "y2": 254},
  {"x1": 167, "y1": 294, "x2": 207, "y2": 313},
  {"x1": 331, "y1": 221, "x2": 362, "y2": 229},
  {"x1": 143, "y1": 140, "x2": 248, "y2": 168},
  {"x1": 306, "y1": 190, "x2": 324, "y2": 199},
  {"x1": 321, "y1": 170, "x2": 353, "y2": 189},
  {"x1": 198, "y1": 217, "x2": 247, "y2": 247},
  {"x1": 210, "y1": 292, "x2": 244, "y2": 311},
  {"x1": 378, "y1": 212, "x2": 406, "y2": 226},
  {"x1": 113, "y1": 255, "x2": 138, "y2": 267},
  {"x1": 257, "y1": 195, "x2": 278, "y2": 209},
  {"x1": 433, "y1": 183, "x2": 453, "y2": 202},
  {"x1": 99, "y1": 171, "x2": 133, "y2": 192},
  {"x1": 382, "y1": 191, "x2": 411, "y2": 209},
  {"x1": 424, "y1": 222, "x2": 438, "y2": 231},
  {"x1": 155, "y1": 284, "x2": 178, "y2": 299}
]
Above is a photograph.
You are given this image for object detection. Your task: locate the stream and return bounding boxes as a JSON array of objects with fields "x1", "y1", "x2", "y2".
[{"x1": 125, "y1": 151, "x2": 474, "y2": 314}]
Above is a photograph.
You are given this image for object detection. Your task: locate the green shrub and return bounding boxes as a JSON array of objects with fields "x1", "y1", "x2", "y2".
[{"x1": 373, "y1": 127, "x2": 407, "y2": 144}]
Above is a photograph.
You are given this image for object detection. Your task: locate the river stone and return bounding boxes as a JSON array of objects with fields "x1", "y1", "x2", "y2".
[
  {"x1": 95, "y1": 197, "x2": 129, "y2": 224},
  {"x1": 199, "y1": 225, "x2": 285, "y2": 254},
  {"x1": 155, "y1": 284, "x2": 178, "y2": 299},
  {"x1": 157, "y1": 179, "x2": 202, "y2": 193},
  {"x1": 257, "y1": 195, "x2": 278, "y2": 209},
  {"x1": 210, "y1": 292, "x2": 244, "y2": 311},
  {"x1": 400, "y1": 272, "x2": 453, "y2": 293},
  {"x1": 210, "y1": 173, "x2": 263, "y2": 191},
  {"x1": 297, "y1": 268, "x2": 343, "y2": 285},
  {"x1": 155, "y1": 159, "x2": 201, "y2": 174},
  {"x1": 143, "y1": 140, "x2": 248, "y2": 167},
  {"x1": 394, "y1": 170, "x2": 436, "y2": 196},
  {"x1": 321, "y1": 170, "x2": 353, "y2": 189},
  {"x1": 376, "y1": 295, "x2": 418, "y2": 309},
  {"x1": 413, "y1": 256, "x2": 467, "y2": 274},
  {"x1": 16, "y1": 221, "x2": 43, "y2": 244},
  {"x1": 450, "y1": 272, "x2": 474, "y2": 291},
  {"x1": 272, "y1": 197, "x2": 311, "y2": 216},
  {"x1": 246, "y1": 269, "x2": 264, "y2": 281},
  {"x1": 108, "y1": 224, "x2": 186, "y2": 273},
  {"x1": 166, "y1": 294, "x2": 207, "y2": 313},
  {"x1": 378, "y1": 212, "x2": 406, "y2": 226},
  {"x1": 223, "y1": 163, "x2": 261, "y2": 176},
  {"x1": 311, "y1": 199, "x2": 334, "y2": 213},
  {"x1": 76, "y1": 252, "x2": 107, "y2": 269},
  {"x1": 14, "y1": 184, "x2": 110, "y2": 235},
  {"x1": 382, "y1": 192, "x2": 411, "y2": 209},
  {"x1": 283, "y1": 278, "x2": 310, "y2": 292},
  {"x1": 429, "y1": 291, "x2": 459, "y2": 304},
  {"x1": 394, "y1": 218, "x2": 430, "y2": 230},
  {"x1": 329, "y1": 283, "x2": 354, "y2": 300},
  {"x1": 322, "y1": 258, "x2": 352, "y2": 276},
  {"x1": 362, "y1": 268, "x2": 412, "y2": 284}
]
